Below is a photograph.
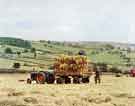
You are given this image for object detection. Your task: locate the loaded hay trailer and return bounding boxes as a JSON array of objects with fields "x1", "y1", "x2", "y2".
[
  {"x1": 53, "y1": 54, "x2": 93, "y2": 84},
  {"x1": 27, "y1": 55, "x2": 93, "y2": 84}
]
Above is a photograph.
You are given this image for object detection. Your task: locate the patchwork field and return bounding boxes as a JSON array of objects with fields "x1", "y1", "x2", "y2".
[
  {"x1": 0, "y1": 41, "x2": 131, "y2": 71},
  {"x1": 0, "y1": 74, "x2": 134, "y2": 106}
]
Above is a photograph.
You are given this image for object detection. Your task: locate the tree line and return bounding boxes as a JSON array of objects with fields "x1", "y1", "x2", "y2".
[{"x1": 0, "y1": 37, "x2": 32, "y2": 48}]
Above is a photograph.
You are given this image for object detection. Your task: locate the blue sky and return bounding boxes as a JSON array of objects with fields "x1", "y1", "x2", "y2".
[{"x1": 0, "y1": 0, "x2": 134, "y2": 43}]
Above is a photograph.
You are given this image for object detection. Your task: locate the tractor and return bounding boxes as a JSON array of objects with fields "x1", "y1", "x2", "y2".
[
  {"x1": 27, "y1": 70, "x2": 55, "y2": 84},
  {"x1": 27, "y1": 51, "x2": 93, "y2": 84}
]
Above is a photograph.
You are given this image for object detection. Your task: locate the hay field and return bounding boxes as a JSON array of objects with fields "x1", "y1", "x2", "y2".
[{"x1": 0, "y1": 74, "x2": 134, "y2": 106}]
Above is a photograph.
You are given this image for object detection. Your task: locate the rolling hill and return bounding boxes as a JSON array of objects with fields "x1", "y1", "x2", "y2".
[{"x1": 0, "y1": 37, "x2": 133, "y2": 72}]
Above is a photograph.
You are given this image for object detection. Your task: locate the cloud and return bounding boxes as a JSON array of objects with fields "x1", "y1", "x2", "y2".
[{"x1": 0, "y1": 0, "x2": 134, "y2": 43}]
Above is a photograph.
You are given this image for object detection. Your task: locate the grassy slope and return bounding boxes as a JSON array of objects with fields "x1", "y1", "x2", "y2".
[{"x1": 0, "y1": 41, "x2": 130, "y2": 71}]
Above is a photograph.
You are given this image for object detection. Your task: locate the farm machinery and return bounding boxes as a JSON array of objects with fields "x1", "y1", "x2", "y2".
[
  {"x1": 27, "y1": 54, "x2": 93, "y2": 84},
  {"x1": 27, "y1": 71, "x2": 55, "y2": 84},
  {"x1": 130, "y1": 68, "x2": 135, "y2": 77}
]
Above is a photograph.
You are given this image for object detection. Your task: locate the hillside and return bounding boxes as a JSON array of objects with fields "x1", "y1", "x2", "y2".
[{"x1": 0, "y1": 37, "x2": 133, "y2": 72}]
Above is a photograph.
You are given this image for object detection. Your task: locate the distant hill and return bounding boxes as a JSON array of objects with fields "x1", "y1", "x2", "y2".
[
  {"x1": 0, "y1": 37, "x2": 32, "y2": 48},
  {"x1": 0, "y1": 37, "x2": 133, "y2": 72}
]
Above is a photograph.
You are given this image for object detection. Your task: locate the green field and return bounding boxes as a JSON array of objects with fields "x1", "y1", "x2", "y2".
[{"x1": 0, "y1": 38, "x2": 133, "y2": 72}]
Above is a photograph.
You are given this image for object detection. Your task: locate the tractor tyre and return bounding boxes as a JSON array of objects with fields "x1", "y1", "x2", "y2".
[{"x1": 36, "y1": 74, "x2": 45, "y2": 84}]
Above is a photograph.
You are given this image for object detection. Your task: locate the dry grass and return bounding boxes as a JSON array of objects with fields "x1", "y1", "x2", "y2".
[{"x1": 0, "y1": 74, "x2": 134, "y2": 106}]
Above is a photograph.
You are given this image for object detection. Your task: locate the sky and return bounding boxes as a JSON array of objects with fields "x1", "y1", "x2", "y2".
[{"x1": 0, "y1": 0, "x2": 134, "y2": 43}]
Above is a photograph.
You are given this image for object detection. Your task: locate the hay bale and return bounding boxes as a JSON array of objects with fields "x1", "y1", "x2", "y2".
[
  {"x1": 115, "y1": 73, "x2": 122, "y2": 77},
  {"x1": 8, "y1": 91, "x2": 25, "y2": 96},
  {"x1": 54, "y1": 55, "x2": 89, "y2": 73},
  {"x1": 105, "y1": 96, "x2": 112, "y2": 102},
  {"x1": 24, "y1": 97, "x2": 38, "y2": 104},
  {"x1": 112, "y1": 93, "x2": 129, "y2": 98},
  {"x1": 0, "y1": 100, "x2": 27, "y2": 106},
  {"x1": 86, "y1": 96, "x2": 112, "y2": 104}
]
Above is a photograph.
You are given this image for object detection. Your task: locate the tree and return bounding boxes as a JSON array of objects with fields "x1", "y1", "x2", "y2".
[
  {"x1": 17, "y1": 51, "x2": 21, "y2": 57},
  {"x1": 0, "y1": 37, "x2": 32, "y2": 48},
  {"x1": 105, "y1": 44, "x2": 114, "y2": 50},
  {"x1": 127, "y1": 47, "x2": 131, "y2": 53},
  {"x1": 31, "y1": 47, "x2": 36, "y2": 53},
  {"x1": 5, "y1": 47, "x2": 13, "y2": 54},
  {"x1": 47, "y1": 40, "x2": 51, "y2": 44},
  {"x1": 34, "y1": 52, "x2": 37, "y2": 59},
  {"x1": 13, "y1": 62, "x2": 21, "y2": 69},
  {"x1": 31, "y1": 48, "x2": 37, "y2": 58},
  {"x1": 24, "y1": 49, "x2": 29, "y2": 53}
]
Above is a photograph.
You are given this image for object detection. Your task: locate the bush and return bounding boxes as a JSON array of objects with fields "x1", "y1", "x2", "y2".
[
  {"x1": 47, "y1": 40, "x2": 51, "y2": 44},
  {"x1": 44, "y1": 44, "x2": 48, "y2": 47},
  {"x1": 13, "y1": 63, "x2": 21, "y2": 69},
  {"x1": 110, "y1": 67, "x2": 121, "y2": 73},
  {"x1": 23, "y1": 63, "x2": 29, "y2": 66},
  {"x1": 67, "y1": 51, "x2": 73, "y2": 55},
  {"x1": 105, "y1": 44, "x2": 114, "y2": 50},
  {"x1": 31, "y1": 48, "x2": 36, "y2": 53},
  {"x1": 24, "y1": 49, "x2": 29, "y2": 53},
  {"x1": 5, "y1": 47, "x2": 13, "y2": 54},
  {"x1": 97, "y1": 63, "x2": 108, "y2": 72},
  {"x1": 16, "y1": 51, "x2": 21, "y2": 57}
]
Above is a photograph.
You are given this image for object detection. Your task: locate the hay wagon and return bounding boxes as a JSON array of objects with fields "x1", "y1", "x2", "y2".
[{"x1": 27, "y1": 55, "x2": 93, "y2": 84}]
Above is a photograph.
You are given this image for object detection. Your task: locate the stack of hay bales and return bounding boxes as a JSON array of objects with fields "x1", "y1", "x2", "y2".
[{"x1": 54, "y1": 54, "x2": 89, "y2": 73}]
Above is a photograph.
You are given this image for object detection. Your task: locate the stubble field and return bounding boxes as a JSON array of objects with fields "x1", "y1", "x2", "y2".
[{"x1": 0, "y1": 74, "x2": 134, "y2": 106}]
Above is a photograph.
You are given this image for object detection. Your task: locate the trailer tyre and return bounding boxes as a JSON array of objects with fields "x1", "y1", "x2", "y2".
[
  {"x1": 73, "y1": 77, "x2": 80, "y2": 84},
  {"x1": 65, "y1": 77, "x2": 71, "y2": 84},
  {"x1": 82, "y1": 77, "x2": 89, "y2": 83},
  {"x1": 56, "y1": 77, "x2": 63, "y2": 84}
]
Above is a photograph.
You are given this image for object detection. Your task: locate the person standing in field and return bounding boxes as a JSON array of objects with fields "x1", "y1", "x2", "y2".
[{"x1": 94, "y1": 67, "x2": 101, "y2": 84}]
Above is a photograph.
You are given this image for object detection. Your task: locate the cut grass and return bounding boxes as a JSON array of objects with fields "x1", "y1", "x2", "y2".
[{"x1": 0, "y1": 74, "x2": 134, "y2": 106}]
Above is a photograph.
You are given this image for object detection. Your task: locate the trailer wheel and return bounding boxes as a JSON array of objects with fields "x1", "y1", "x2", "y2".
[
  {"x1": 65, "y1": 77, "x2": 71, "y2": 84},
  {"x1": 82, "y1": 77, "x2": 89, "y2": 83},
  {"x1": 56, "y1": 77, "x2": 63, "y2": 84},
  {"x1": 73, "y1": 77, "x2": 80, "y2": 84},
  {"x1": 45, "y1": 72, "x2": 55, "y2": 84},
  {"x1": 27, "y1": 78, "x2": 31, "y2": 84},
  {"x1": 46, "y1": 76, "x2": 55, "y2": 84}
]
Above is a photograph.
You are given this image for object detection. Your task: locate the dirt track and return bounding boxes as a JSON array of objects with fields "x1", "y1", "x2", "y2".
[{"x1": 0, "y1": 74, "x2": 134, "y2": 106}]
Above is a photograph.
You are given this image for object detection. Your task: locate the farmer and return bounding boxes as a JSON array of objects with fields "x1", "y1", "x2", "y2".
[{"x1": 94, "y1": 67, "x2": 101, "y2": 84}]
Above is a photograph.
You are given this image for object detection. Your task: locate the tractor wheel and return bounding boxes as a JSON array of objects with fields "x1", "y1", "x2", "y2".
[
  {"x1": 46, "y1": 76, "x2": 55, "y2": 84},
  {"x1": 27, "y1": 78, "x2": 31, "y2": 84},
  {"x1": 73, "y1": 77, "x2": 80, "y2": 84},
  {"x1": 36, "y1": 74, "x2": 45, "y2": 84}
]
